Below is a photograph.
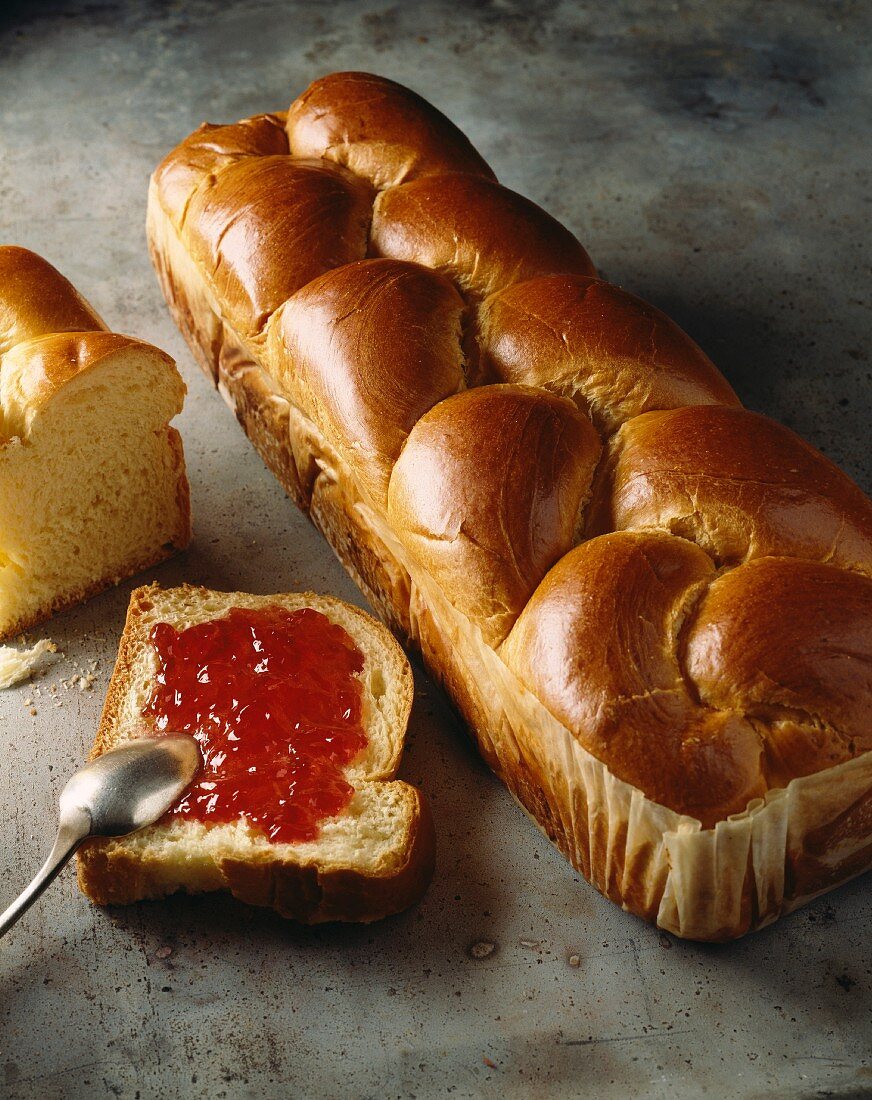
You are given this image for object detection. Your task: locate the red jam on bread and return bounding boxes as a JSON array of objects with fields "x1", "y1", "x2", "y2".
[{"x1": 144, "y1": 606, "x2": 367, "y2": 842}]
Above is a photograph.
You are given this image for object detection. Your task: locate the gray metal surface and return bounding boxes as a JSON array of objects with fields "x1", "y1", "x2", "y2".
[{"x1": 0, "y1": 2, "x2": 870, "y2": 1097}]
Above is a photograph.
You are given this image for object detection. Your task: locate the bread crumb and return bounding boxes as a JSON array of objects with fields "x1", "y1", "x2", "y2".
[
  {"x1": 568, "y1": 954, "x2": 580, "y2": 968},
  {"x1": 155, "y1": 945, "x2": 173, "y2": 959},
  {"x1": 60, "y1": 669, "x2": 97, "y2": 692},
  {"x1": 468, "y1": 940, "x2": 496, "y2": 960},
  {"x1": 0, "y1": 639, "x2": 57, "y2": 689}
]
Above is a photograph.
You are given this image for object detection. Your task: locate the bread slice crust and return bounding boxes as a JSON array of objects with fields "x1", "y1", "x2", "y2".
[{"x1": 77, "y1": 583, "x2": 434, "y2": 923}]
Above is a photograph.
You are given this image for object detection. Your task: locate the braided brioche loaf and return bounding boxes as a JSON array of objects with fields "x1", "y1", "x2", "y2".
[
  {"x1": 147, "y1": 72, "x2": 872, "y2": 940},
  {"x1": 0, "y1": 247, "x2": 190, "y2": 638}
]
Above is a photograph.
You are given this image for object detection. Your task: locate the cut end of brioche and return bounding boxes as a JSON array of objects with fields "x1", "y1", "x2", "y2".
[
  {"x1": 77, "y1": 583, "x2": 435, "y2": 923},
  {"x1": 0, "y1": 250, "x2": 191, "y2": 640}
]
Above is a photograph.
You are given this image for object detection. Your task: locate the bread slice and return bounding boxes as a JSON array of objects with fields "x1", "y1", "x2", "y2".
[
  {"x1": 77, "y1": 583, "x2": 435, "y2": 923},
  {"x1": 0, "y1": 247, "x2": 191, "y2": 639}
]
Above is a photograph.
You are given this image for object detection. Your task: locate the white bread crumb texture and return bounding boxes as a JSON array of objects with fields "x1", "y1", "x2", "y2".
[{"x1": 0, "y1": 638, "x2": 57, "y2": 688}]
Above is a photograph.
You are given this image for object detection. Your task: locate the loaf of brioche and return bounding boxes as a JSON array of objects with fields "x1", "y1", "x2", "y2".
[
  {"x1": 0, "y1": 247, "x2": 191, "y2": 637},
  {"x1": 147, "y1": 72, "x2": 872, "y2": 940},
  {"x1": 78, "y1": 583, "x2": 434, "y2": 922}
]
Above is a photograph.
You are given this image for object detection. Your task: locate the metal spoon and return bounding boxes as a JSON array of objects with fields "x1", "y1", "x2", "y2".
[{"x1": 0, "y1": 735, "x2": 199, "y2": 940}]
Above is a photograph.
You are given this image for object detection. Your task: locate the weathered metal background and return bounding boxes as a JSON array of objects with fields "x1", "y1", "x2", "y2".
[{"x1": 0, "y1": 2, "x2": 869, "y2": 1097}]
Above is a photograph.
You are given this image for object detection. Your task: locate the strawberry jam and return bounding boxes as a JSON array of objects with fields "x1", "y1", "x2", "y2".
[{"x1": 143, "y1": 605, "x2": 367, "y2": 843}]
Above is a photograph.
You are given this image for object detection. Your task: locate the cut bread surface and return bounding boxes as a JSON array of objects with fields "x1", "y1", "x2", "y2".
[
  {"x1": 0, "y1": 247, "x2": 191, "y2": 639},
  {"x1": 78, "y1": 584, "x2": 435, "y2": 923}
]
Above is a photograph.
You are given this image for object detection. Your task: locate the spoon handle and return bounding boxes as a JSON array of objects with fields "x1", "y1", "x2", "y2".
[{"x1": 0, "y1": 808, "x2": 90, "y2": 940}]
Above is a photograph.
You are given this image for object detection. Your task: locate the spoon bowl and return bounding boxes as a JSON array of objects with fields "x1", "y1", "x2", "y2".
[
  {"x1": 1, "y1": 734, "x2": 200, "y2": 940},
  {"x1": 61, "y1": 735, "x2": 201, "y2": 837}
]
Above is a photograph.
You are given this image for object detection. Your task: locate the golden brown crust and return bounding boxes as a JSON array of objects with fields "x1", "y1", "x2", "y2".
[
  {"x1": 150, "y1": 202, "x2": 872, "y2": 933},
  {"x1": 588, "y1": 405, "x2": 872, "y2": 569},
  {"x1": 684, "y1": 557, "x2": 872, "y2": 785},
  {"x1": 147, "y1": 76, "x2": 872, "y2": 938},
  {"x1": 147, "y1": 191, "x2": 225, "y2": 385},
  {"x1": 167, "y1": 425, "x2": 193, "y2": 549},
  {"x1": 501, "y1": 532, "x2": 766, "y2": 826},
  {"x1": 182, "y1": 157, "x2": 373, "y2": 341},
  {"x1": 286, "y1": 71, "x2": 495, "y2": 190},
  {"x1": 475, "y1": 274, "x2": 740, "y2": 433},
  {"x1": 153, "y1": 113, "x2": 290, "y2": 228},
  {"x1": 370, "y1": 174, "x2": 597, "y2": 301},
  {"x1": 0, "y1": 245, "x2": 107, "y2": 356},
  {"x1": 268, "y1": 258, "x2": 466, "y2": 508},
  {"x1": 388, "y1": 385, "x2": 602, "y2": 646},
  {"x1": 89, "y1": 582, "x2": 158, "y2": 759},
  {"x1": 219, "y1": 335, "x2": 308, "y2": 508},
  {"x1": 307, "y1": 456, "x2": 415, "y2": 642}
]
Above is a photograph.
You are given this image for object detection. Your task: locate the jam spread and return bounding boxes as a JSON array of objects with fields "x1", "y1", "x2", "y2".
[{"x1": 144, "y1": 605, "x2": 367, "y2": 843}]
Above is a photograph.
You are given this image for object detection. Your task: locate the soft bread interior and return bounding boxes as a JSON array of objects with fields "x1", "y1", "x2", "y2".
[
  {"x1": 0, "y1": 337, "x2": 188, "y2": 636},
  {"x1": 89, "y1": 784, "x2": 421, "y2": 902},
  {"x1": 79, "y1": 584, "x2": 427, "y2": 913}
]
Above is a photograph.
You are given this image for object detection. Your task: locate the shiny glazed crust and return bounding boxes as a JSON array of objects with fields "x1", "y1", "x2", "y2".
[{"x1": 147, "y1": 71, "x2": 872, "y2": 939}]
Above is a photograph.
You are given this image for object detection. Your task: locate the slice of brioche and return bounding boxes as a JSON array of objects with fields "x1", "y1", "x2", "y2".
[
  {"x1": 77, "y1": 583, "x2": 435, "y2": 923},
  {"x1": 0, "y1": 247, "x2": 191, "y2": 638}
]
